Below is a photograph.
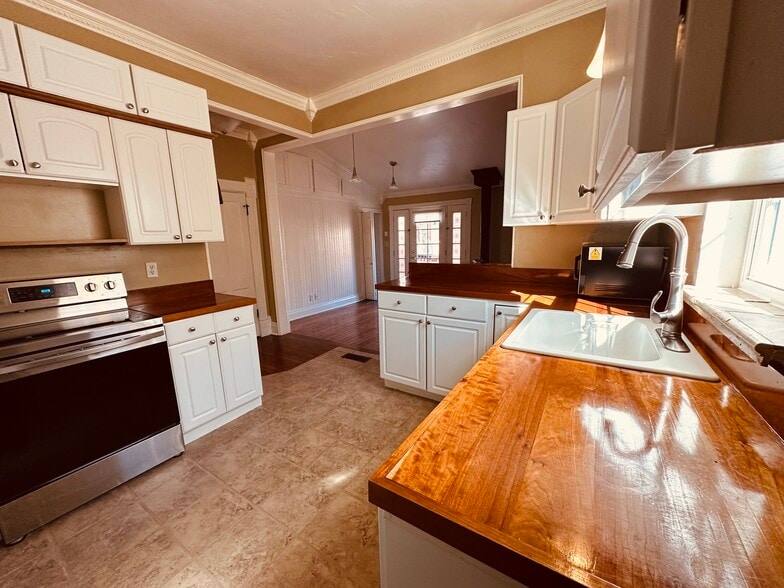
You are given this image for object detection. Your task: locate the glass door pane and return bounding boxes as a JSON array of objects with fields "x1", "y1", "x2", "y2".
[
  {"x1": 413, "y1": 211, "x2": 442, "y2": 264},
  {"x1": 391, "y1": 210, "x2": 410, "y2": 278},
  {"x1": 446, "y1": 203, "x2": 470, "y2": 264}
]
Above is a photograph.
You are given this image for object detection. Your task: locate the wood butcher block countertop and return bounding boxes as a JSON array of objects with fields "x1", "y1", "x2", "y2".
[
  {"x1": 126, "y1": 280, "x2": 255, "y2": 322},
  {"x1": 369, "y1": 291, "x2": 784, "y2": 587}
]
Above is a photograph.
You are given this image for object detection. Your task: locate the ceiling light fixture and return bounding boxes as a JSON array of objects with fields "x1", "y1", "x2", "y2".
[
  {"x1": 586, "y1": 27, "x2": 605, "y2": 79},
  {"x1": 388, "y1": 161, "x2": 400, "y2": 191},
  {"x1": 349, "y1": 134, "x2": 361, "y2": 183}
]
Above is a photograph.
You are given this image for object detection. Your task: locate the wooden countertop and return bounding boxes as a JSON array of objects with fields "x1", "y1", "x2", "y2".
[
  {"x1": 126, "y1": 280, "x2": 256, "y2": 323},
  {"x1": 369, "y1": 295, "x2": 784, "y2": 587}
]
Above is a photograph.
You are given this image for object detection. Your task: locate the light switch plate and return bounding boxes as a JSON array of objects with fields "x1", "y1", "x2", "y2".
[{"x1": 145, "y1": 261, "x2": 159, "y2": 278}]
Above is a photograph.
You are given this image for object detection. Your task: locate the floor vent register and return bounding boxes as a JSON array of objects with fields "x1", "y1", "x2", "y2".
[{"x1": 341, "y1": 352, "x2": 372, "y2": 363}]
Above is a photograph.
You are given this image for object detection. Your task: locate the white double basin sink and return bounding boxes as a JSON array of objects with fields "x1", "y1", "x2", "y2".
[{"x1": 501, "y1": 309, "x2": 718, "y2": 381}]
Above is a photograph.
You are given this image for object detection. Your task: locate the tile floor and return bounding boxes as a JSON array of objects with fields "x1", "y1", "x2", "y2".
[{"x1": 0, "y1": 348, "x2": 436, "y2": 587}]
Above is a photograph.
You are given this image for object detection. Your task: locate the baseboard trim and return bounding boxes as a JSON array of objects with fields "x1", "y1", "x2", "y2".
[
  {"x1": 258, "y1": 316, "x2": 273, "y2": 337},
  {"x1": 288, "y1": 295, "x2": 361, "y2": 320}
]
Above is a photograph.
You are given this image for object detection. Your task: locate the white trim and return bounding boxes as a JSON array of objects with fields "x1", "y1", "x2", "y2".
[
  {"x1": 16, "y1": 0, "x2": 308, "y2": 111},
  {"x1": 311, "y1": 0, "x2": 604, "y2": 109},
  {"x1": 740, "y1": 199, "x2": 784, "y2": 306},
  {"x1": 288, "y1": 295, "x2": 361, "y2": 321},
  {"x1": 208, "y1": 101, "x2": 310, "y2": 139},
  {"x1": 261, "y1": 151, "x2": 291, "y2": 335},
  {"x1": 258, "y1": 315, "x2": 272, "y2": 337},
  {"x1": 293, "y1": 145, "x2": 381, "y2": 204},
  {"x1": 383, "y1": 184, "x2": 478, "y2": 199}
]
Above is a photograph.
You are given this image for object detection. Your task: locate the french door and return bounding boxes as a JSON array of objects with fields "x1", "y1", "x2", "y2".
[{"x1": 391, "y1": 202, "x2": 470, "y2": 279}]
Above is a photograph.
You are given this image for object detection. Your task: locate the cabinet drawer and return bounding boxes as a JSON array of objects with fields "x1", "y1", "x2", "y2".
[
  {"x1": 165, "y1": 313, "x2": 215, "y2": 346},
  {"x1": 378, "y1": 291, "x2": 426, "y2": 314},
  {"x1": 427, "y1": 296, "x2": 487, "y2": 322},
  {"x1": 214, "y1": 305, "x2": 254, "y2": 333}
]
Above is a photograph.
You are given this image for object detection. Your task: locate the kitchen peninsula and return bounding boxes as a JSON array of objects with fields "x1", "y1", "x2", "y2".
[{"x1": 370, "y1": 279, "x2": 784, "y2": 587}]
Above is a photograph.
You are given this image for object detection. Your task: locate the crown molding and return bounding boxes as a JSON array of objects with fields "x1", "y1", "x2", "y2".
[
  {"x1": 14, "y1": 0, "x2": 309, "y2": 111},
  {"x1": 312, "y1": 0, "x2": 604, "y2": 110}
]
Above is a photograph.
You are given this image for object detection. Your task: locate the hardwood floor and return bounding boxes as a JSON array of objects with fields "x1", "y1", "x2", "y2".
[{"x1": 259, "y1": 300, "x2": 379, "y2": 375}]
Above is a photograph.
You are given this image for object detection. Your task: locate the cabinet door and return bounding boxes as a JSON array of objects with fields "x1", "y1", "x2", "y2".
[
  {"x1": 427, "y1": 316, "x2": 487, "y2": 397},
  {"x1": 493, "y1": 305, "x2": 525, "y2": 343},
  {"x1": 167, "y1": 131, "x2": 224, "y2": 242},
  {"x1": 0, "y1": 18, "x2": 26, "y2": 86},
  {"x1": 11, "y1": 96, "x2": 118, "y2": 182},
  {"x1": 111, "y1": 119, "x2": 182, "y2": 244},
  {"x1": 551, "y1": 80, "x2": 601, "y2": 224},
  {"x1": 18, "y1": 26, "x2": 136, "y2": 113},
  {"x1": 131, "y1": 65, "x2": 210, "y2": 132},
  {"x1": 168, "y1": 335, "x2": 226, "y2": 433},
  {"x1": 379, "y1": 309, "x2": 426, "y2": 390},
  {"x1": 503, "y1": 102, "x2": 557, "y2": 226},
  {"x1": 0, "y1": 93, "x2": 24, "y2": 174},
  {"x1": 217, "y1": 324, "x2": 262, "y2": 411}
]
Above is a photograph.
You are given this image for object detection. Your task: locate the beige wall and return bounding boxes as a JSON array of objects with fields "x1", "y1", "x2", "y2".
[
  {"x1": 213, "y1": 135, "x2": 256, "y2": 182},
  {"x1": 0, "y1": 0, "x2": 309, "y2": 131},
  {"x1": 381, "y1": 189, "x2": 481, "y2": 281},
  {"x1": 313, "y1": 10, "x2": 604, "y2": 131}
]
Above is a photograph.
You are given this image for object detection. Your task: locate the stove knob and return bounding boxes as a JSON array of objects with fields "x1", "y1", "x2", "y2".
[
  {"x1": 104, "y1": 280, "x2": 116, "y2": 290},
  {"x1": 85, "y1": 282, "x2": 98, "y2": 292}
]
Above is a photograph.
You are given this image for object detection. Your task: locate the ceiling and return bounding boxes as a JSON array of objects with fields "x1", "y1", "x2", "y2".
[
  {"x1": 311, "y1": 91, "x2": 517, "y2": 195},
  {"x1": 76, "y1": 0, "x2": 553, "y2": 96}
]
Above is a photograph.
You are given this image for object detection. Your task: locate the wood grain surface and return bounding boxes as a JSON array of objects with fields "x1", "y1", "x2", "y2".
[
  {"x1": 127, "y1": 280, "x2": 255, "y2": 322},
  {"x1": 370, "y1": 296, "x2": 784, "y2": 587}
]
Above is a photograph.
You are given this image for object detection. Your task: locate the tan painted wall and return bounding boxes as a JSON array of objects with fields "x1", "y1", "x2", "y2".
[
  {"x1": 313, "y1": 10, "x2": 604, "y2": 131},
  {"x1": 381, "y1": 189, "x2": 481, "y2": 281},
  {"x1": 0, "y1": 0, "x2": 309, "y2": 131},
  {"x1": 213, "y1": 135, "x2": 256, "y2": 182}
]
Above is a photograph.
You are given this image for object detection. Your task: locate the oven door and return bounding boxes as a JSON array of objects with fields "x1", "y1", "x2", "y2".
[{"x1": 0, "y1": 327, "x2": 181, "y2": 507}]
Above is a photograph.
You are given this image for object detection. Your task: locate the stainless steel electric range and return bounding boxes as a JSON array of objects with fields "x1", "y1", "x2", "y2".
[{"x1": 0, "y1": 273, "x2": 183, "y2": 545}]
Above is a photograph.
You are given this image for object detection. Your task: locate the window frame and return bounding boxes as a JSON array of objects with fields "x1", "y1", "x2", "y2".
[{"x1": 739, "y1": 198, "x2": 784, "y2": 306}]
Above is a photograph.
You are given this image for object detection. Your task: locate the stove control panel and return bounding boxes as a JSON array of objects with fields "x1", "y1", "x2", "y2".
[{"x1": 0, "y1": 273, "x2": 128, "y2": 314}]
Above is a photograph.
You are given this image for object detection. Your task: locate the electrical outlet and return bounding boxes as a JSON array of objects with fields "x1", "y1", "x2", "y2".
[{"x1": 145, "y1": 261, "x2": 159, "y2": 278}]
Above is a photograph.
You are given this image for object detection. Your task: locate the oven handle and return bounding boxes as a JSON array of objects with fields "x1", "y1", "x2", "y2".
[{"x1": 0, "y1": 327, "x2": 167, "y2": 383}]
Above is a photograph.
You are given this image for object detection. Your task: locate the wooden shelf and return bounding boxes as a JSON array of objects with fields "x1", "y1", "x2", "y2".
[{"x1": 0, "y1": 239, "x2": 128, "y2": 248}]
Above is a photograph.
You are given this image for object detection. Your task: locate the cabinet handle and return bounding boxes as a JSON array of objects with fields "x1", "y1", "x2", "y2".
[
  {"x1": 450, "y1": 306, "x2": 456, "y2": 311},
  {"x1": 185, "y1": 234, "x2": 193, "y2": 239},
  {"x1": 141, "y1": 107, "x2": 150, "y2": 113},
  {"x1": 173, "y1": 234, "x2": 181, "y2": 240},
  {"x1": 209, "y1": 339, "x2": 216, "y2": 345},
  {"x1": 220, "y1": 336, "x2": 227, "y2": 342},
  {"x1": 30, "y1": 162, "x2": 42, "y2": 169},
  {"x1": 549, "y1": 214, "x2": 555, "y2": 220},
  {"x1": 126, "y1": 103, "x2": 135, "y2": 109},
  {"x1": 233, "y1": 316, "x2": 240, "y2": 321},
  {"x1": 497, "y1": 311, "x2": 503, "y2": 316},
  {"x1": 6, "y1": 159, "x2": 19, "y2": 167},
  {"x1": 578, "y1": 184, "x2": 596, "y2": 198},
  {"x1": 395, "y1": 300, "x2": 401, "y2": 305},
  {"x1": 426, "y1": 321, "x2": 431, "y2": 325},
  {"x1": 538, "y1": 214, "x2": 545, "y2": 220},
  {"x1": 188, "y1": 327, "x2": 196, "y2": 332},
  {"x1": 418, "y1": 319, "x2": 423, "y2": 323}
]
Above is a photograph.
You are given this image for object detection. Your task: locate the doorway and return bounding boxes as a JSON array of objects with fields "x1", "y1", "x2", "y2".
[
  {"x1": 360, "y1": 210, "x2": 383, "y2": 300},
  {"x1": 207, "y1": 178, "x2": 271, "y2": 335}
]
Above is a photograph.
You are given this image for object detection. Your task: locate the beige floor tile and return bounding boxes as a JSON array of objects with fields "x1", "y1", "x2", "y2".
[
  {"x1": 271, "y1": 427, "x2": 338, "y2": 467},
  {"x1": 163, "y1": 562, "x2": 221, "y2": 588},
  {"x1": 240, "y1": 414, "x2": 300, "y2": 450},
  {"x1": 195, "y1": 509, "x2": 293, "y2": 588},
  {"x1": 46, "y1": 486, "x2": 137, "y2": 545},
  {"x1": 259, "y1": 469, "x2": 343, "y2": 533},
  {"x1": 164, "y1": 487, "x2": 254, "y2": 554},
  {"x1": 316, "y1": 407, "x2": 399, "y2": 454},
  {"x1": 0, "y1": 548, "x2": 71, "y2": 587},
  {"x1": 193, "y1": 433, "x2": 267, "y2": 481},
  {"x1": 251, "y1": 537, "x2": 342, "y2": 587},
  {"x1": 300, "y1": 491, "x2": 380, "y2": 587},
  {"x1": 134, "y1": 461, "x2": 223, "y2": 523},
  {"x1": 280, "y1": 398, "x2": 336, "y2": 429},
  {"x1": 125, "y1": 454, "x2": 195, "y2": 497},
  {"x1": 307, "y1": 441, "x2": 375, "y2": 488},
  {"x1": 226, "y1": 451, "x2": 303, "y2": 506},
  {"x1": 261, "y1": 389, "x2": 309, "y2": 414},
  {"x1": 0, "y1": 529, "x2": 59, "y2": 582}
]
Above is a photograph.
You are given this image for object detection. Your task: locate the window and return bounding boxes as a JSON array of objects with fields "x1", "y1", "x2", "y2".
[
  {"x1": 451, "y1": 211, "x2": 462, "y2": 264},
  {"x1": 744, "y1": 198, "x2": 784, "y2": 300},
  {"x1": 392, "y1": 210, "x2": 410, "y2": 278},
  {"x1": 413, "y1": 211, "x2": 442, "y2": 264}
]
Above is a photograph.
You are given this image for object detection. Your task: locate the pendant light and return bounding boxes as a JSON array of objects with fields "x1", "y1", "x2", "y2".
[
  {"x1": 388, "y1": 161, "x2": 400, "y2": 191},
  {"x1": 349, "y1": 134, "x2": 361, "y2": 183}
]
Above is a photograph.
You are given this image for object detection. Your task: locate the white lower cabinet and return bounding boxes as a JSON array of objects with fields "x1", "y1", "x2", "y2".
[
  {"x1": 165, "y1": 306, "x2": 262, "y2": 443},
  {"x1": 427, "y1": 317, "x2": 486, "y2": 396},
  {"x1": 493, "y1": 305, "x2": 526, "y2": 342},
  {"x1": 379, "y1": 310, "x2": 426, "y2": 390}
]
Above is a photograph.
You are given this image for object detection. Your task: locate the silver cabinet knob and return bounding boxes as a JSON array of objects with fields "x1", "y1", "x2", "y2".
[
  {"x1": 126, "y1": 103, "x2": 135, "y2": 109},
  {"x1": 188, "y1": 327, "x2": 196, "y2": 332},
  {"x1": 426, "y1": 320, "x2": 431, "y2": 325},
  {"x1": 233, "y1": 316, "x2": 240, "y2": 322},
  {"x1": 6, "y1": 159, "x2": 19, "y2": 167},
  {"x1": 496, "y1": 311, "x2": 503, "y2": 316},
  {"x1": 84, "y1": 282, "x2": 97, "y2": 292},
  {"x1": 173, "y1": 234, "x2": 181, "y2": 240},
  {"x1": 395, "y1": 300, "x2": 401, "y2": 305},
  {"x1": 418, "y1": 319, "x2": 423, "y2": 323},
  {"x1": 30, "y1": 162, "x2": 42, "y2": 169},
  {"x1": 141, "y1": 107, "x2": 150, "y2": 114},
  {"x1": 450, "y1": 306, "x2": 456, "y2": 311},
  {"x1": 578, "y1": 184, "x2": 596, "y2": 198},
  {"x1": 104, "y1": 280, "x2": 116, "y2": 290},
  {"x1": 220, "y1": 336, "x2": 227, "y2": 342},
  {"x1": 209, "y1": 339, "x2": 216, "y2": 345},
  {"x1": 185, "y1": 234, "x2": 193, "y2": 239}
]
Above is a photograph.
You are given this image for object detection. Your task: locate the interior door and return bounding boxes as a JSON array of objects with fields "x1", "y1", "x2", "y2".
[
  {"x1": 208, "y1": 189, "x2": 255, "y2": 298},
  {"x1": 361, "y1": 211, "x2": 377, "y2": 300}
]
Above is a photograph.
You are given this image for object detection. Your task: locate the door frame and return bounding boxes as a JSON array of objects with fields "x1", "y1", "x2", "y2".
[
  {"x1": 208, "y1": 177, "x2": 272, "y2": 336},
  {"x1": 360, "y1": 207, "x2": 382, "y2": 300}
]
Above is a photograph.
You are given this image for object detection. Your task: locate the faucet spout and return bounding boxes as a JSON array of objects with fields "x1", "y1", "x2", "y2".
[{"x1": 617, "y1": 214, "x2": 690, "y2": 353}]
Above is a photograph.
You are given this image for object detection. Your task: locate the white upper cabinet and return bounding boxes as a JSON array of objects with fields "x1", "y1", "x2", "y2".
[
  {"x1": 503, "y1": 101, "x2": 557, "y2": 226},
  {"x1": 18, "y1": 26, "x2": 137, "y2": 114},
  {"x1": 167, "y1": 131, "x2": 223, "y2": 242},
  {"x1": 131, "y1": 65, "x2": 210, "y2": 132},
  {"x1": 551, "y1": 79, "x2": 601, "y2": 223},
  {"x1": 0, "y1": 18, "x2": 26, "y2": 86},
  {"x1": 111, "y1": 119, "x2": 181, "y2": 243},
  {"x1": 0, "y1": 93, "x2": 24, "y2": 174},
  {"x1": 11, "y1": 96, "x2": 118, "y2": 183}
]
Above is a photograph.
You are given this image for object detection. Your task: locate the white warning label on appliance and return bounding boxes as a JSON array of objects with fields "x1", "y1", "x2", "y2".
[{"x1": 588, "y1": 246, "x2": 602, "y2": 261}]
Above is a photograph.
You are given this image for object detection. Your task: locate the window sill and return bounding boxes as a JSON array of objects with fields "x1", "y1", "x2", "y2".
[{"x1": 684, "y1": 286, "x2": 784, "y2": 366}]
